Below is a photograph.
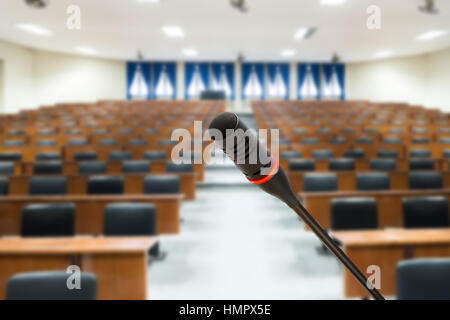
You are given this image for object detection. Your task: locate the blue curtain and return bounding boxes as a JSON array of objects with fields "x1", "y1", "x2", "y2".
[
  {"x1": 185, "y1": 62, "x2": 210, "y2": 99},
  {"x1": 152, "y1": 62, "x2": 176, "y2": 100},
  {"x1": 211, "y1": 63, "x2": 234, "y2": 100},
  {"x1": 297, "y1": 63, "x2": 321, "y2": 100},
  {"x1": 242, "y1": 63, "x2": 265, "y2": 100},
  {"x1": 267, "y1": 63, "x2": 290, "y2": 100},
  {"x1": 126, "y1": 62, "x2": 151, "y2": 100},
  {"x1": 324, "y1": 63, "x2": 345, "y2": 100}
]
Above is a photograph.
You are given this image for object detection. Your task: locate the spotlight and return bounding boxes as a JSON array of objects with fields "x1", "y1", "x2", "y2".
[
  {"x1": 230, "y1": 0, "x2": 248, "y2": 13},
  {"x1": 25, "y1": 0, "x2": 49, "y2": 9}
]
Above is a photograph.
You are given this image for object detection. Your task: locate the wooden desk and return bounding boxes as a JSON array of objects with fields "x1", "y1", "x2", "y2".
[
  {"x1": 334, "y1": 228, "x2": 450, "y2": 298},
  {"x1": 0, "y1": 194, "x2": 183, "y2": 235},
  {"x1": 299, "y1": 189, "x2": 450, "y2": 230},
  {"x1": 0, "y1": 236, "x2": 157, "y2": 300}
]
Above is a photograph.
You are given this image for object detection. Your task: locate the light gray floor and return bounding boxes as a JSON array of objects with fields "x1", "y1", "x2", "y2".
[{"x1": 148, "y1": 165, "x2": 343, "y2": 300}]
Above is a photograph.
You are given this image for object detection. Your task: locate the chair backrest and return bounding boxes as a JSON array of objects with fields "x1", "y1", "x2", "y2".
[
  {"x1": 396, "y1": 258, "x2": 450, "y2": 300},
  {"x1": 98, "y1": 139, "x2": 118, "y2": 146},
  {"x1": 37, "y1": 129, "x2": 55, "y2": 135},
  {"x1": 331, "y1": 198, "x2": 378, "y2": 230},
  {"x1": 35, "y1": 152, "x2": 61, "y2": 161},
  {"x1": 143, "y1": 151, "x2": 166, "y2": 160},
  {"x1": 128, "y1": 139, "x2": 148, "y2": 146},
  {"x1": 159, "y1": 139, "x2": 177, "y2": 146},
  {"x1": 0, "y1": 152, "x2": 22, "y2": 161},
  {"x1": 289, "y1": 159, "x2": 315, "y2": 171},
  {"x1": 383, "y1": 137, "x2": 402, "y2": 144},
  {"x1": 144, "y1": 128, "x2": 160, "y2": 134},
  {"x1": 280, "y1": 151, "x2": 302, "y2": 159},
  {"x1": 74, "y1": 151, "x2": 97, "y2": 161},
  {"x1": 118, "y1": 128, "x2": 134, "y2": 135},
  {"x1": 7, "y1": 129, "x2": 25, "y2": 135},
  {"x1": 412, "y1": 137, "x2": 429, "y2": 144},
  {"x1": 122, "y1": 161, "x2": 150, "y2": 173},
  {"x1": 343, "y1": 149, "x2": 365, "y2": 159},
  {"x1": 21, "y1": 203, "x2": 75, "y2": 237},
  {"x1": 312, "y1": 149, "x2": 334, "y2": 159},
  {"x1": 28, "y1": 177, "x2": 67, "y2": 195},
  {"x1": 67, "y1": 139, "x2": 88, "y2": 146},
  {"x1": 356, "y1": 137, "x2": 373, "y2": 144},
  {"x1": 402, "y1": 196, "x2": 449, "y2": 228},
  {"x1": 33, "y1": 161, "x2": 63, "y2": 174},
  {"x1": 78, "y1": 161, "x2": 107, "y2": 174},
  {"x1": 356, "y1": 173, "x2": 390, "y2": 191},
  {"x1": 143, "y1": 175, "x2": 180, "y2": 194},
  {"x1": 6, "y1": 271, "x2": 97, "y2": 300},
  {"x1": 301, "y1": 138, "x2": 319, "y2": 145},
  {"x1": 104, "y1": 203, "x2": 156, "y2": 235},
  {"x1": 409, "y1": 149, "x2": 431, "y2": 158},
  {"x1": 370, "y1": 158, "x2": 397, "y2": 171},
  {"x1": 377, "y1": 150, "x2": 398, "y2": 158},
  {"x1": 87, "y1": 176, "x2": 124, "y2": 195},
  {"x1": 0, "y1": 177, "x2": 9, "y2": 195},
  {"x1": 408, "y1": 172, "x2": 443, "y2": 189},
  {"x1": 3, "y1": 140, "x2": 24, "y2": 147},
  {"x1": 442, "y1": 150, "x2": 450, "y2": 158},
  {"x1": 409, "y1": 159, "x2": 434, "y2": 170},
  {"x1": 304, "y1": 173, "x2": 337, "y2": 192},
  {"x1": 329, "y1": 137, "x2": 347, "y2": 145},
  {"x1": 166, "y1": 162, "x2": 193, "y2": 173},
  {"x1": 329, "y1": 159, "x2": 355, "y2": 171},
  {"x1": 108, "y1": 151, "x2": 132, "y2": 161},
  {"x1": 36, "y1": 139, "x2": 57, "y2": 146},
  {"x1": 0, "y1": 162, "x2": 14, "y2": 174}
]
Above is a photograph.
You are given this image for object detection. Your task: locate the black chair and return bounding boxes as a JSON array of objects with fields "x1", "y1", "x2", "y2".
[
  {"x1": 331, "y1": 198, "x2": 378, "y2": 230},
  {"x1": 329, "y1": 159, "x2": 355, "y2": 171},
  {"x1": 6, "y1": 271, "x2": 97, "y2": 300},
  {"x1": 74, "y1": 151, "x2": 97, "y2": 161},
  {"x1": 104, "y1": 203, "x2": 156, "y2": 236},
  {"x1": 166, "y1": 162, "x2": 193, "y2": 173},
  {"x1": 36, "y1": 140, "x2": 57, "y2": 146},
  {"x1": 409, "y1": 149, "x2": 431, "y2": 158},
  {"x1": 35, "y1": 152, "x2": 60, "y2": 161},
  {"x1": 377, "y1": 150, "x2": 398, "y2": 158},
  {"x1": 289, "y1": 159, "x2": 315, "y2": 171},
  {"x1": 98, "y1": 139, "x2": 118, "y2": 146},
  {"x1": 128, "y1": 139, "x2": 148, "y2": 146},
  {"x1": 396, "y1": 258, "x2": 450, "y2": 300},
  {"x1": 143, "y1": 151, "x2": 166, "y2": 160},
  {"x1": 28, "y1": 177, "x2": 67, "y2": 195},
  {"x1": 0, "y1": 162, "x2": 14, "y2": 174},
  {"x1": 329, "y1": 137, "x2": 347, "y2": 145},
  {"x1": 122, "y1": 161, "x2": 150, "y2": 174},
  {"x1": 412, "y1": 138, "x2": 429, "y2": 144},
  {"x1": 409, "y1": 158, "x2": 434, "y2": 170},
  {"x1": 343, "y1": 149, "x2": 365, "y2": 159},
  {"x1": 312, "y1": 149, "x2": 334, "y2": 159},
  {"x1": 442, "y1": 150, "x2": 450, "y2": 158},
  {"x1": 280, "y1": 151, "x2": 302, "y2": 159},
  {"x1": 33, "y1": 161, "x2": 63, "y2": 174},
  {"x1": 200, "y1": 90, "x2": 226, "y2": 100},
  {"x1": 0, "y1": 152, "x2": 22, "y2": 161},
  {"x1": 402, "y1": 197, "x2": 449, "y2": 228},
  {"x1": 21, "y1": 203, "x2": 75, "y2": 237},
  {"x1": 0, "y1": 177, "x2": 9, "y2": 195},
  {"x1": 304, "y1": 173, "x2": 337, "y2": 192},
  {"x1": 78, "y1": 161, "x2": 107, "y2": 174},
  {"x1": 87, "y1": 176, "x2": 124, "y2": 195},
  {"x1": 370, "y1": 159, "x2": 397, "y2": 171},
  {"x1": 3, "y1": 140, "x2": 24, "y2": 147},
  {"x1": 383, "y1": 137, "x2": 402, "y2": 144},
  {"x1": 356, "y1": 173, "x2": 390, "y2": 191},
  {"x1": 108, "y1": 151, "x2": 132, "y2": 161},
  {"x1": 356, "y1": 137, "x2": 373, "y2": 144},
  {"x1": 409, "y1": 172, "x2": 443, "y2": 190},
  {"x1": 67, "y1": 139, "x2": 88, "y2": 146},
  {"x1": 143, "y1": 175, "x2": 180, "y2": 194},
  {"x1": 301, "y1": 138, "x2": 319, "y2": 145}
]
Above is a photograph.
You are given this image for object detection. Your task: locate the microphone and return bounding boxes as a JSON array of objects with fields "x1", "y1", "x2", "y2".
[{"x1": 208, "y1": 112, "x2": 385, "y2": 300}]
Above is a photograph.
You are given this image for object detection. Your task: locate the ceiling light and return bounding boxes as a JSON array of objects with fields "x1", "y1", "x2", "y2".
[
  {"x1": 373, "y1": 50, "x2": 394, "y2": 58},
  {"x1": 320, "y1": 0, "x2": 347, "y2": 5},
  {"x1": 15, "y1": 23, "x2": 52, "y2": 36},
  {"x1": 76, "y1": 47, "x2": 98, "y2": 55},
  {"x1": 416, "y1": 30, "x2": 448, "y2": 41},
  {"x1": 294, "y1": 27, "x2": 317, "y2": 40},
  {"x1": 182, "y1": 48, "x2": 198, "y2": 56},
  {"x1": 281, "y1": 49, "x2": 297, "y2": 57},
  {"x1": 162, "y1": 25, "x2": 185, "y2": 38}
]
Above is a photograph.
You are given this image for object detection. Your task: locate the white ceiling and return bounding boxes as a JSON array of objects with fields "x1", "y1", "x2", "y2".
[{"x1": 0, "y1": 0, "x2": 449, "y2": 62}]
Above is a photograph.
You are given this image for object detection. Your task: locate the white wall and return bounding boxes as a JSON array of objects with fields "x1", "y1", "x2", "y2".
[
  {"x1": 346, "y1": 46, "x2": 450, "y2": 112},
  {"x1": 0, "y1": 59, "x2": 4, "y2": 111}
]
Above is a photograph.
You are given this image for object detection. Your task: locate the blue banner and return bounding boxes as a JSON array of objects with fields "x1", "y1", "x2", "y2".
[
  {"x1": 185, "y1": 63, "x2": 209, "y2": 99},
  {"x1": 126, "y1": 62, "x2": 151, "y2": 100},
  {"x1": 153, "y1": 62, "x2": 176, "y2": 100},
  {"x1": 267, "y1": 63, "x2": 290, "y2": 100},
  {"x1": 322, "y1": 63, "x2": 345, "y2": 100},
  {"x1": 298, "y1": 63, "x2": 321, "y2": 100},
  {"x1": 211, "y1": 63, "x2": 234, "y2": 100},
  {"x1": 242, "y1": 63, "x2": 265, "y2": 100}
]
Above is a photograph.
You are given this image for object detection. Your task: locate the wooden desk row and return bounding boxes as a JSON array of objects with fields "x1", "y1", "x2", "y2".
[
  {"x1": 0, "y1": 236, "x2": 157, "y2": 300},
  {"x1": 0, "y1": 194, "x2": 183, "y2": 235},
  {"x1": 299, "y1": 189, "x2": 450, "y2": 230},
  {"x1": 334, "y1": 228, "x2": 450, "y2": 298}
]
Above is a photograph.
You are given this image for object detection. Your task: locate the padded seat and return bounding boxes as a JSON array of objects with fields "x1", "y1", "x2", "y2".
[
  {"x1": 166, "y1": 162, "x2": 193, "y2": 173},
  {"x1": 0, "y1": 162, "x2": 14, "y2": 174},
  {"x1": 340, "y1": 128, "x2": 355, "y2": 134},
  {"x1": 377, "y1": 150, "x2": 398, "y2": 158},
  {"x1": 28, "y1": 177, "x2": 67, "y2": 195},
  {"x1": 409, "y1": 149, "x2": 431, "y2": 158},
  {"x1": 108, "y1": 151, "x2": 132, "y2": 161},
  {"x1": 37, "y1": 129, "x2": 55, "y2": 135},
  {"x1": 439, "y1": 138, "x2": 450, "y2": 144},
  {"x1": 278, "y1": 138, "x2": 291, "y2": 145},
  {"x1": 370, "y1": 158, "x2": 397, "y2": 171},
  {"x1": 78, "y1": 161, "x2": 107, "y2": 174},
  {"x1": 121, "y1": 161, "x2": 150, "y2": 173},
  {"x1": 281, "y1": 151, "x2": 302, "y2": 159},
  {"x1": 329, "y1": 159, "x2": 355, "y2": 171},
  {"x1": 87, "y1": 176, "x2": 124, "y2": 195},
  {"x1": 383, "y1": 137, "x2": 402, "y2": 144},
  {"x1": 356, "y1": 173, "x2": 390, "y2": 190},
  {"x1": 0, "y1": 152, "x2": 22, "y2": 161},
  {"x1": 289, "y1": 159, "x2": 315, "y2": 171},
  {"x1": 91, "y1": 129, "x2": 108, "y2": 135},
  {"x1": 6, "y1": 271, "x2": 97, "y2": 300},
  {"x1": 396, "y1": 259, "x2": 450, "y2": 300},
  {"x1": 356, "y1": 137, "x2": 373, "y2": 144},
  {"x1": 159, "y1": 139, "x2": 177, "y2": 146},
  {"x1": 443, "y1": 150, "x2": 450, "y2": 158},
  {"x1": 402, "y1": 197, "x2": 449, "y2": 228},
  {"x1": 329, "y1": 137, "x2": 347, "y2": 144},
  {"x1": 144, "y1": 128, "x2": 160, "y2": 134},
  {"x1": 331, "y1": 198, "x2": 378, "y2": 230},
  {"x1": 67, "y1": 139, "x2": 88, "y2": 146},
  {"x1": 35, "y1": 152, "x2": 60, "y2": 161},
  {"x1": 7, "y1": 129, "x2": 25, "y2": 136},
  {"x1": 33, "y1": 161, "x2": 63, "y2": 174},
  {"x1": 409, "y1": 158, "x2": 434, "y2": 170},
  {"x1": 292, "y1": 128, "x2": 306, "y2": 134},
  {"x1": 0, "y1": 177, "x2": 9, "y2": 195},
  {"x1": 143, "y1": 175, "x2": 180, "y2": 194},
  {"x1": 303, "y1": 173, "x2": 337, "y2": 192},
  {"x1": 343, "y1": 149, "x2": 365, "y2": 159},
  {"x1": 301, "y1": 138, "x2": 319, "y2": 145},
  {"x1": 128, "y1": 139, "x2": 148, "y2": 146},
  {"x1": 104, "y1": 203, "x2": 156, "y2": 235},
  {"x1": 408, "y1": 172, "x2": 442, "y2": 189},
  {"x1": 3, "y1": 140, "x2": 24, "y2": 147},
  {"x1": 118, "y1": 129, "x2": 134, "y2": 135},
  {"x1": 98, "y1": 139, "x2": 118, "y2": 146},
  {"x1": 65, "y1": 129, "x2": 82, "y2": 135},
  {"x1": 36, "y1": 140, "x2": 57, "y2": 146},
  {"x1": 143, "y1": 151, "x2": 166, "y2": 160},
  {"x1": 312, "y1": 149, "x2": 334, "y2": 159},
  {"x1": 412, "y1": 138, "x2": 429, "y2": 144},
  {"x1": 21, "y1": 203, "x2": 75, "y2": 237},
  {"x1": 74, "y1": 151, "x2": 97, "y2": 161}
]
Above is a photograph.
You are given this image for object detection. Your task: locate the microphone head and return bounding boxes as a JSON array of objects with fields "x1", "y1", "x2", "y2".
[{"x1": 208, "y1": 112, "x2": 239, "y2": 138}]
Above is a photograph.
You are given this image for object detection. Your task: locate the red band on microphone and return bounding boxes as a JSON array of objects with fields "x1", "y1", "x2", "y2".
[{"x1": 246, "y1": 154, "x2": 279, "y2": 185}]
